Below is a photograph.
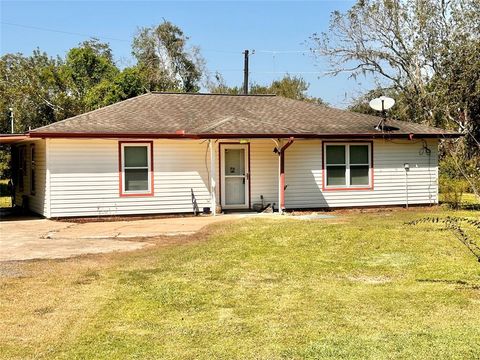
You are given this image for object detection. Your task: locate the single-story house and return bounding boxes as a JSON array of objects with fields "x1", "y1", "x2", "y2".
[{"x1": 1, "y1": 92, "x2": 460, "y2": 218}]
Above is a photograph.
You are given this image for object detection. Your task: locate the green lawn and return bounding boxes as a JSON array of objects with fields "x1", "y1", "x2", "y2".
[
  {"x1": 0, "y1": 179, "x2": 12, "y2": 207},
  {"x1": 439, "y1": 192, "x2": 480, "y2": 207},
  {"x1": 461, "y1": 193, "x2": 480, "y2": 205},
  {"x1": 1, "y1": 209, "x2": 480, "y2": 359}
]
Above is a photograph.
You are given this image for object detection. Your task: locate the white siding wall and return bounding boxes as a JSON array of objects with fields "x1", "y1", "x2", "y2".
[
  {"x1": 47, "y1": 138, "x2": 279, "y2": 217},
  {"x1": 284, "y1": 140, "x2": 323, "y2": 208},
  {"x1": 249, "y1": 140, "x2": 278, "y2": 207},
  {"x1": 48, "y1": 139, "x2": 211, "y2": 217},
  {"x1": 45, "y1": 138, "x2": 438, "y2": 217},
  {"x1": 13, "y1": 139, "x2": 48, "y2": 216},
  {"x1": 285, "y1": 139, "x2": 438, "y2": 208}
]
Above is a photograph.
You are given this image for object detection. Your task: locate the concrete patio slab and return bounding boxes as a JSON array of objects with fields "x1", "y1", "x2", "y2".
[
  {"x1": 0, "y1": 215, "x2": 241, "y2": 262},
  {"x1": 51, "y1": 216, "x2": 237, "y2": 239}
]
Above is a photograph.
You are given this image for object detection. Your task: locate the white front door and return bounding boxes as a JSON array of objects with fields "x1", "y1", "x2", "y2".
[{"x1": 221, "y1": 144, "x2": 249, "y2": 209}]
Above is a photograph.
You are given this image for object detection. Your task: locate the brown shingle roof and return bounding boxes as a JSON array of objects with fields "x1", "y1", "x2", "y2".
[{"x1": 29, "y1": 93, "x2": 460, "y2": 139}]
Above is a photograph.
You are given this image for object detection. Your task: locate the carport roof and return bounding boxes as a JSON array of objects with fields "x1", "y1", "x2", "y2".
[
  {"x1": 0, "y1": 134, "x2": 29, "y2": 144},
  {"x1": 25, "y1": 92, "x2": 461, "y2": 139}
]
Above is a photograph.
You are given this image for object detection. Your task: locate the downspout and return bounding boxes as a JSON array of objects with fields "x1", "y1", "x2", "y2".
[
  {"x1": 45, "y1": 138, "x2": 51, "y2": 218},
  {"x1": 209, "y1": 139, "x2": 217, "y2": 216},
  {"x1": 278, "y1": 137, "x2": 294, "y2": 214},
  {"x1": 9, "y1": 143, "x2": 15, "y2": 207}
]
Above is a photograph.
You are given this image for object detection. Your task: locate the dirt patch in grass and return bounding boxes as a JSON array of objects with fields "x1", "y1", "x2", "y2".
[
  {"x1": 347, "y1": 274, "x2": 392, "y2": 284},
  {"x1": 0, "y1": 262, "x2": 26, "y2": 278},
  {"x1": 33, "y1": 306, "x2": 55, "y2": 316}
]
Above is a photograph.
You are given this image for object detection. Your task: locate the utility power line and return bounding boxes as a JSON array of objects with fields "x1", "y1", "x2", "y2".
[
  {"x1": 2, "y1": 22, "x2": 324, "y2": 76},
  {"x1": 2, "y1": 22, "x2": 323, "y2": 56},
  {"x1": 257, "y1": 49, "x2": 320, "y2": 54},
  {"x1": 252, "y1": 71, "x2": 324, "y2": 74},
  {"x1": 215, "y1": 69, "x2": 324, "y2": 74},
  {"x1": 2, "y1": 22, "x2": 318, "y2": 55},
  {"x1": 201, "y1": 49, "x2": 242, "y2": 54},
  {"x1": 1, "y1": 22, "x2": 129, "y2": 42}
]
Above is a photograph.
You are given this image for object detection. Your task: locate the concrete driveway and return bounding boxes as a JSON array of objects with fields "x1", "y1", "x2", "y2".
[{"x1": 0, "y1": 215, "x2": 240, "y2": 262}]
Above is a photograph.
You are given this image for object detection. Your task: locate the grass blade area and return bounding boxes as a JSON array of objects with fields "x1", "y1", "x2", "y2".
[{"x1": 1, "y1": 209, "x2": 479, "y2": 359}]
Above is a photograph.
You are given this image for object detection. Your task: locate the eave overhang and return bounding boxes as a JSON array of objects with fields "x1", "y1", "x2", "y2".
[{"x1": 27, "y1": 132, "x2": 463, "y2": 140}]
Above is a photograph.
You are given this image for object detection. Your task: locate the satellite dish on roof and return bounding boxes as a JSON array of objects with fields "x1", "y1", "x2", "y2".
[
  {"x1": 369, "y1": 96, "x2": 396, "y2": 131},
  {"x1": 369, "y1": 96, "x2": 395, "y2": 112}
]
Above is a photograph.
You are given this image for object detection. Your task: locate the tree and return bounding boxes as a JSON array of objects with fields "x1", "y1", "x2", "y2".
[
  {"x1": 209, "y1": 74, "x2": 327, "y2": 105},
  {"x1": 348, "y1": 88, "x2": 410, "y2": 120},
  {"x1": 431, "y1": 38, "x2": 480, "y2": 157},
  {"x1": 0, "y1": 50, "x2": 70, "y2": 179},
  {"x1": 0, "y1": 22, "x2": 206, "y2": 178},
  {"x1": 310, "y1": 0, "x2": 479, "y2": 128},
  {"x1": 207, "y1": 73, "x2": 243, "y2": 95},
  {"x1": 132, "y1": 21, "x2": 205, "y2": 92},
  {"x1": 61, "y1": 39, "x2": 119, "y2": 109},
  {"x1": 85, "y1": 66, "x2": 147, "y2": 109},
  {"x1": 0, "y1": 50, "x2": 72, "y2": 132}
]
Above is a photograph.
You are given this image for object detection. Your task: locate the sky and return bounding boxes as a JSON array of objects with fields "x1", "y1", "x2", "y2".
[{"x1": 0, "y1": 0, "x2": 374, "y2": 108}]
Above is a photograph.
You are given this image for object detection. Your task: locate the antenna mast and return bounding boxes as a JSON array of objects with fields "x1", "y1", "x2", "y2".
[
  {"x1": 243, "y1": 49, "x2": 249, "y2": 95},
  {"x1": 8, "y1": 108, "x2": 14, "y2": 134}
]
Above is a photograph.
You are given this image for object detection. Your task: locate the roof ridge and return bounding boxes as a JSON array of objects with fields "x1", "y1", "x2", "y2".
[
  {"x1": 193, "y1": 116, "x2": 236, "y2": 133},
  {"x1": 150, "y1": 92, "x2": 276, "y2": 97},
  {"x1": 195, "y1": 115, "x2": 311, "y2": 134}
]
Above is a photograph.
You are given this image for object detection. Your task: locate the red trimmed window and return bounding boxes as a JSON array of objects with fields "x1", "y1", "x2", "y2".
[
  {"x1": 119, "y1": 142, "x2": 154, "y2": 196},
  {"x1": 323, "y1": 142, "x2": 373, "y2": 190}
]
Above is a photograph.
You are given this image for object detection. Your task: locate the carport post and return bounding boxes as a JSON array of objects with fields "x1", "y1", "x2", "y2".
[
  {"x1": 278, "y1": 138, "x2": 294, "y2": 214},
  {"x1": 209, "y1": 140, "x2": 216, "y2": 216}
]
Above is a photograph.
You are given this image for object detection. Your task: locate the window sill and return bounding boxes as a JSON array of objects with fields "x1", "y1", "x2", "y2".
[
  {"x1": 119, "y1": 191, "x2": 154, "y2": 197},
  {"x1": 322, "y1": 186, "x2": 373, "y2": 191}
]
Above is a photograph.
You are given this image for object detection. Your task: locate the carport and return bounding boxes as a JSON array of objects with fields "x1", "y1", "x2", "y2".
[{"x1": 0, "y1": 134, "x2": 28, "y2": 211}]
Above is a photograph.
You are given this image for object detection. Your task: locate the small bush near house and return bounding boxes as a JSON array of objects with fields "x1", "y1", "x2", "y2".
[
  {"x1": 439, "y1": 176, "x2": 468, "y2": 209},
  {"x1": 0, "y1": 148, "x2": 11, "y2": 179},
  {"x1": 0, "y1": 180, "x2": 12, "y2": 207},
  {"x1": 439, "y1": 154, "x2": 480, "y2": 208}
]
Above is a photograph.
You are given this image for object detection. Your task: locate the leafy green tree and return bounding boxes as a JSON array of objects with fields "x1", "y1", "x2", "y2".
[
  {"x1": 114, "y1": 66, "x2": 147, "y2": 99},
  {"x1": 132, "y1": 21, "x2": 205, "y2": 92},
  {"x1": 85, "y1": 66, "x2": 147, "y2": 109},
  {"x1": 431, "y1": 38, "x2": 480, "y2": 157},
  {"x1": 310, "y1": 0, "x2": 479, "y2": 129},
  {"x1": 0, "y1": 22, "x2": 206, "y2": 178},
  {"x1": 61, "y1": 39, "x2": 119, "y2": 106},
  {"x1": 207, "y1": 73, "x2": 243, "y2": 95},
  {"x1": 0, "y1": 50, "x2": 71, "y2": 132},
  {"x1": 348, "y1": 88, "x2": 410, "y2": 120},
  {"x1": 0, "y1": 50, "x2": 71, "y2": 178},
  {"x1": 209, "y1": 74, "x2": 327, "y2": 105}
]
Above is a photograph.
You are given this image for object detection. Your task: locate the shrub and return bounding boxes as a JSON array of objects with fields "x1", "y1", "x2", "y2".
[
  {"x1": 439, "y1": 176, "x2": 468, "y2": 209},
  {"x1": 0, "y1": 148, "x2": 11, "y2": 179},
  {"x1": 439, "y1": 153, "x2": 480, "y2": 207}
]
